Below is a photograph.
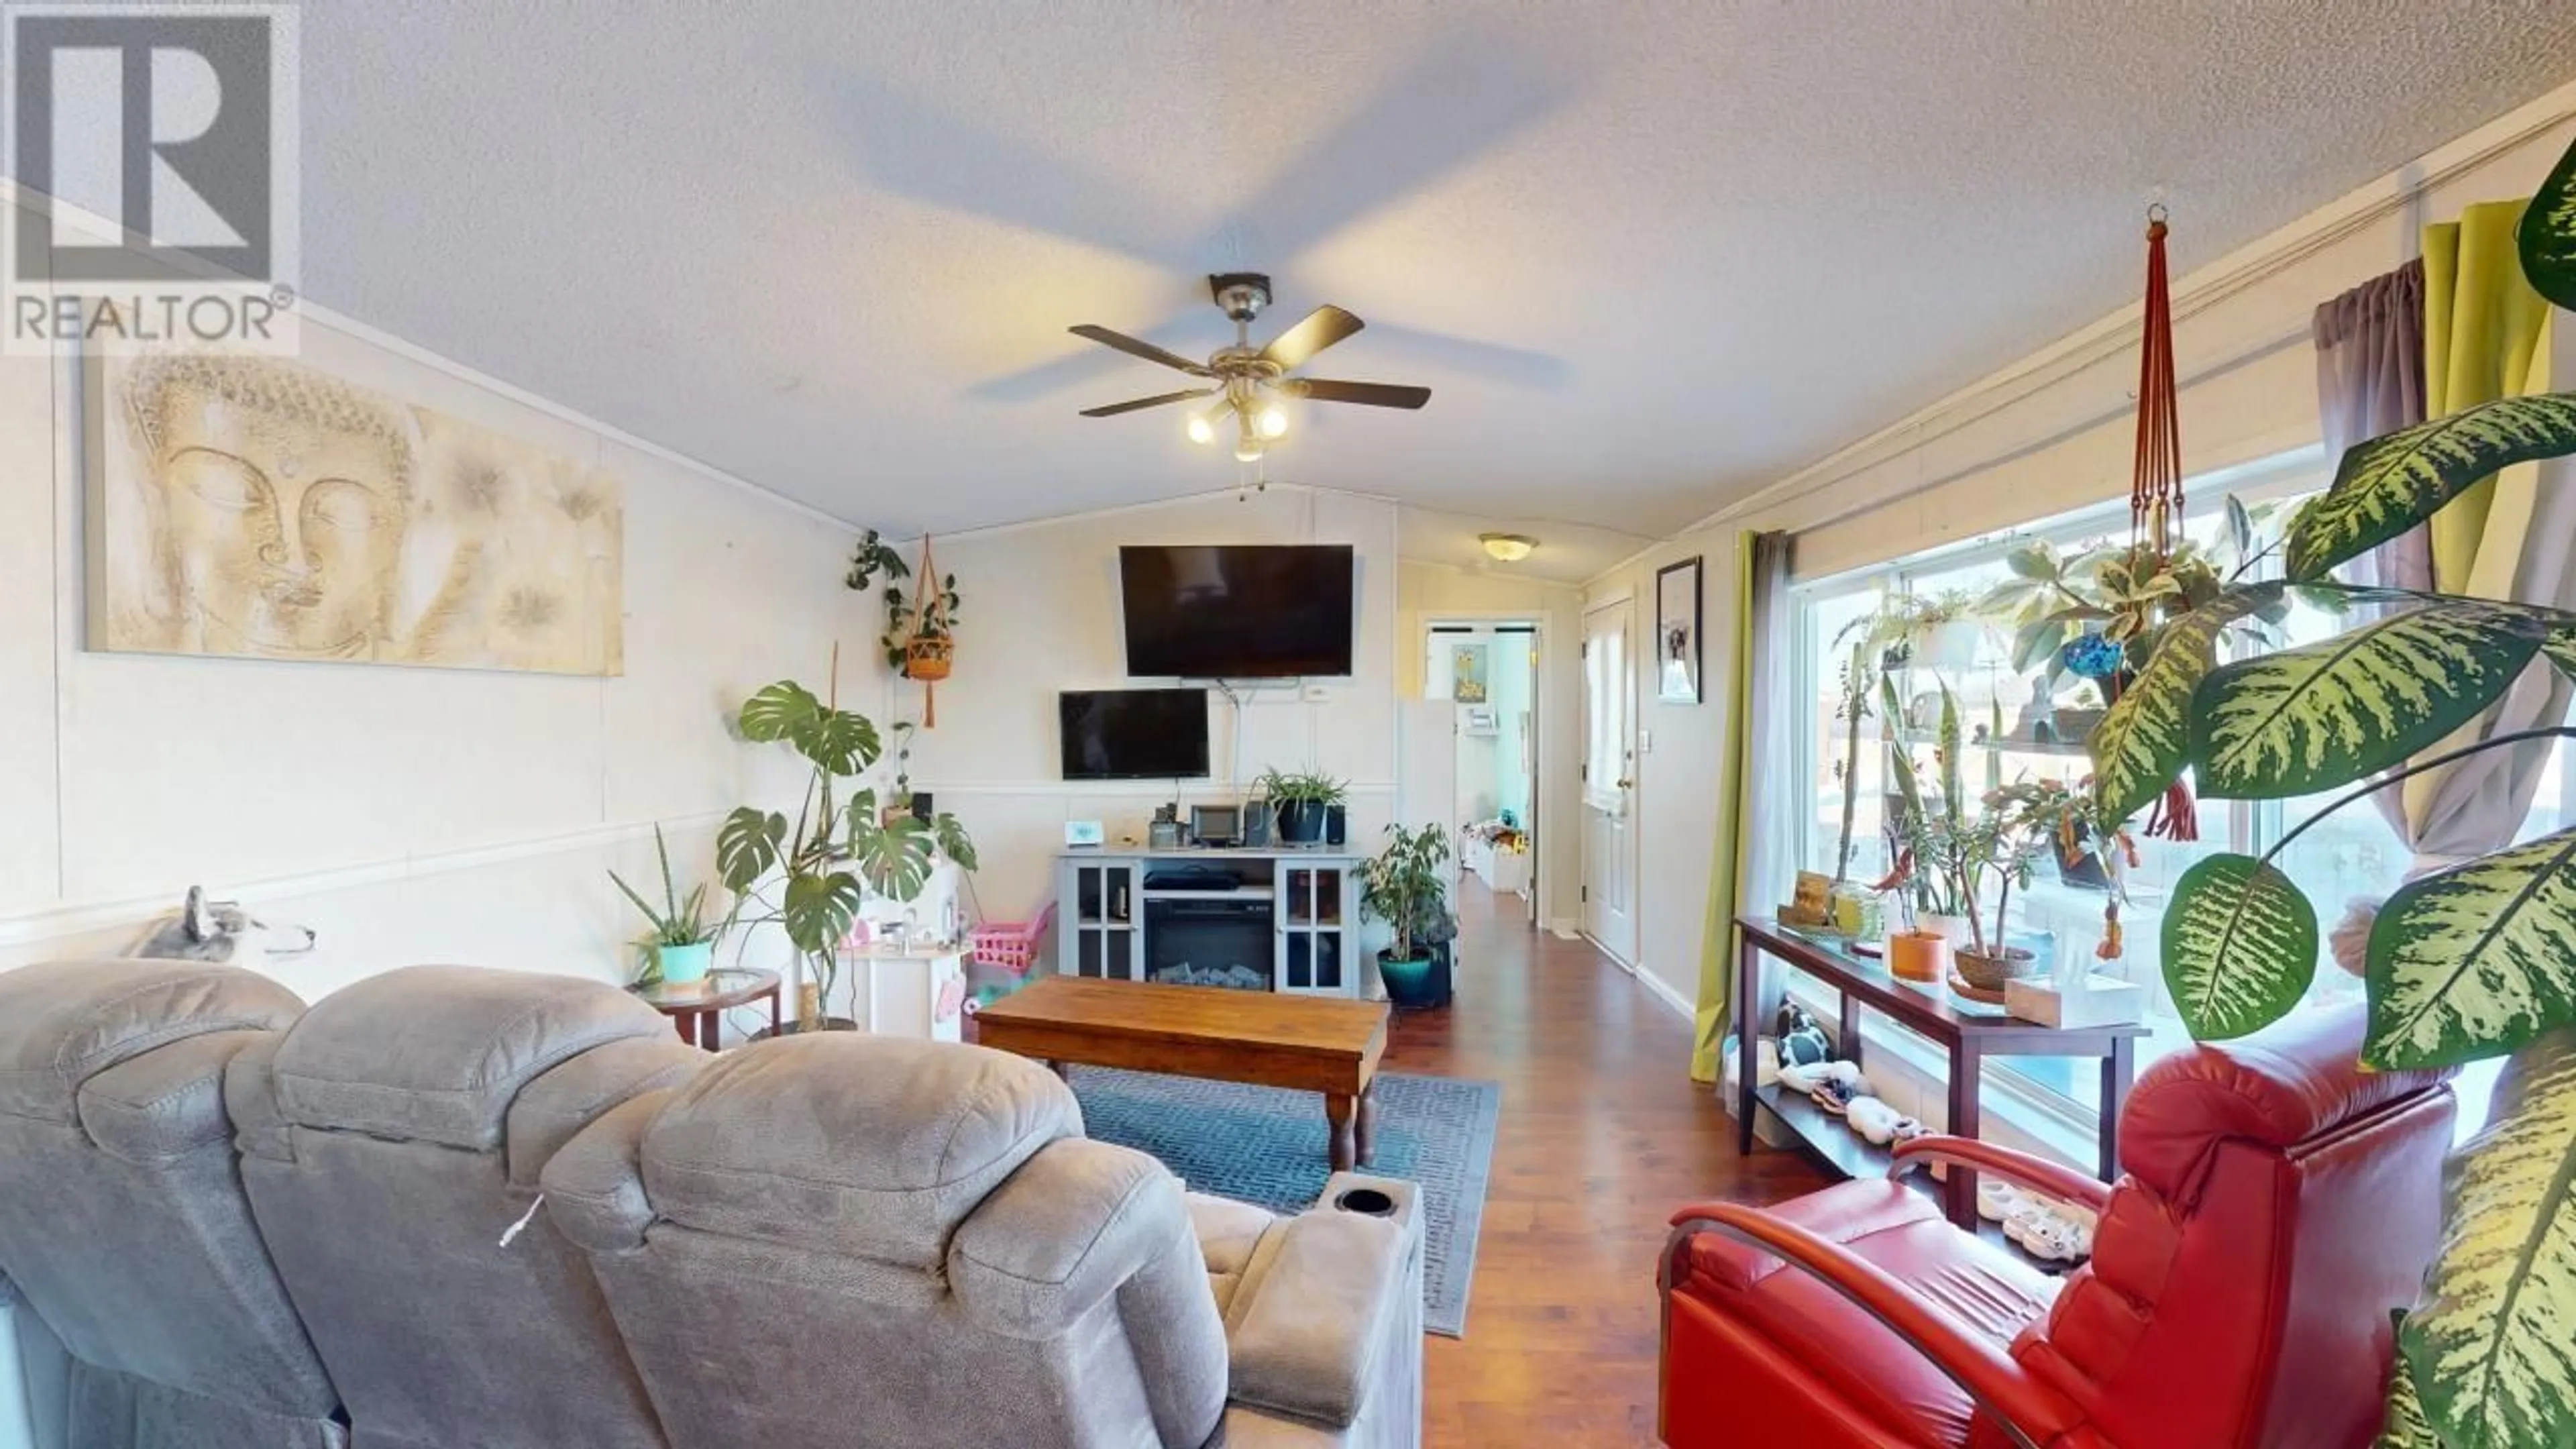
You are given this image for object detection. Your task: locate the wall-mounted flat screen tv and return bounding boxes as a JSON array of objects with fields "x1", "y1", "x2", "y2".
[
  {"x1": 1059, "y1": 687, "x2": 1212, "y2": 780},
  {"x1": 1118, "y1": 544, "x2": 1356, "y2": 678}
]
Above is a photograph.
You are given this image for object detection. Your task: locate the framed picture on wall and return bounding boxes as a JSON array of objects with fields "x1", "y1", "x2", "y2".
[
  {"x1": 1656, "y1": 556, "x2": 1703, "y2": 703},
  {"x1": 1451, "y1": 641, "x2": 1491, "y2": 702}
]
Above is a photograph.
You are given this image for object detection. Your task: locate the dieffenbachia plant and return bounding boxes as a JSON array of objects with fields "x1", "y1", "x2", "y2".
[
  {"x1": 716, "y1": 675, "x2": 977, "y2": 1019},
  {"x1": 2097, "y1": 139, "x2": 2576, "y2": 1449}
]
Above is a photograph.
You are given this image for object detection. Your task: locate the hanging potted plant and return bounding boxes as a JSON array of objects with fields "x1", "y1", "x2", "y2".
[
  {"x1": 1361, "y1": 823, "x2": 1454, "y2": 1010},
  {"x1": 854, "y1": 532, "x2": 962, "y2": 726},
  {"x1": 1840, "y1": 588, "x2": 1986, "y2": 674},
  {"x1": 2081, "y1": 146, "x2": 2576, "y2": 1443},
  {"x1": 1988, "y1": 777, "x2": 2118, "y2": 891},
  {"x1": 609, "y1": 824, "x2": 727, "y2": 993}
]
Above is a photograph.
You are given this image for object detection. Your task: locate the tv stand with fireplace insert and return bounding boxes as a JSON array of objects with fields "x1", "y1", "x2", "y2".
[{"x1": 1053, "y1": 848, "x2": 1364, "y2": 998}]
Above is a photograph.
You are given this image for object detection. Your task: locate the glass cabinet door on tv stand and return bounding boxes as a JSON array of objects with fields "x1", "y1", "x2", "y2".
[
  {"x1": 1058, "y1": 857, "x2": 1142, "y2": 981},
  {"x1": 1275, "y1": 861, "x2": 1354, "y2": 996}
]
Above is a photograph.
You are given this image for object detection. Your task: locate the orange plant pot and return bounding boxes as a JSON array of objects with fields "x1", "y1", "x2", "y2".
[
  {"x1": 904, "y1": 636, "x2": 954, "y2": 681},
  {"x1": 1886, "y1": 930, "x2": 1951, "y2": 984}
]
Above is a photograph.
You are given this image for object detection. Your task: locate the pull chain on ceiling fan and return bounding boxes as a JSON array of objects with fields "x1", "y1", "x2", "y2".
[{"x1": 1071, "y1": 273, "x2": 1432, "y2": 463}]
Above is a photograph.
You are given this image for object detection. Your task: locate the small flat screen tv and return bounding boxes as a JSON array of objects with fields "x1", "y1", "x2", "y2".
[
  {"x1": 1059, "y1": 688, "x2": 1211, "y2": 781},
  {"x1": 1119, "y1": 544, "x2": 1355, "y2": 678}
]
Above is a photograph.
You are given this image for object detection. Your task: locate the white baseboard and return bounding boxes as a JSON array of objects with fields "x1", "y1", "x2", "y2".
[{"x1": 1632, "y1": 963, "x2": 1695, "y2": 1020}]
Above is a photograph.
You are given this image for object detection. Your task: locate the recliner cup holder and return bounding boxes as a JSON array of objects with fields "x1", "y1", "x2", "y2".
[{"x1": 1334, "y1": 1187, "x2": 1395, "y2": 1218}]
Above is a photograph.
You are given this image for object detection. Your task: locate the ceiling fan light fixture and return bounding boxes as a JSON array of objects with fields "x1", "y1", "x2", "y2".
[
  {"x1": 1186, "y1": 413, "x2": 1216, "y2": 445},
  {"x1": 1480, "y1": 533, "x2": 1538, "y2": 563},
  {"x1": 1256, "y1": 402, "x2": 1289, "y2": 439}
]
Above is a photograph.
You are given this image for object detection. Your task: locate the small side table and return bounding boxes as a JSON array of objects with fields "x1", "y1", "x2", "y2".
[
  {"x1": 630, "y1": 968, "x2": 781, "y2": 1051},
  {"x1": 842, "y1": 943, "x2": 970, "y2": 1042}
]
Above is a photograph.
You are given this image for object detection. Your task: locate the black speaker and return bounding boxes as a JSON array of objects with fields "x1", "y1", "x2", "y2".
[
  {"x1": 1242, "y1": 802, "x2": 1273, "y2": 847},
  {"x1": 910, "y1": 792, "x2": 934, "y2": 822},
  {"x1": 1325, "y1": 804, "x2": 1346, "y2": 846}
]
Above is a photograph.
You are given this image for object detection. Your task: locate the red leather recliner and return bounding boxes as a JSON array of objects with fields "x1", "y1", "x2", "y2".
[{"x1": 1659, "y1": 1004, "x2": 2455, "y2": 1448}]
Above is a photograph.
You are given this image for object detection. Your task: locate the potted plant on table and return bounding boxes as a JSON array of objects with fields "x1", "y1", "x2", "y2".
[
  {"x1": 2081, "y1": 142, "x2": 2576, "y2": 1447},
  {"x1": 610, "y1": 824, "x2": 727, "y2": 992},
  {"x1": 716, "y1": 663, "x2": 978, "y2": 1031},
  {"x1": 1823, "y1": 641, "x2": 1883, "y2": 937},
  {"x1": 1880, "y1": 681, "x2": 1974, "y2": 946},
  {"x1": 1944, "y1": 790, "x2": 2049, "y2": 994},
  {"x1": 1258, "y1": 768, "x2": 1348, "y2": 845},
  {"x1": 1361, "y1": 823, "x2": 1454, "y2": 1010}
]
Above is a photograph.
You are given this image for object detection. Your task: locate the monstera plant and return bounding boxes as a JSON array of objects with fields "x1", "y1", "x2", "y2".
[
  {"x1": 2086, "y1": 146, "x2": 2576, "y2": 1449},
  {"x1": 716, "y1": 673, "x2": 976, "y2": 1028}
]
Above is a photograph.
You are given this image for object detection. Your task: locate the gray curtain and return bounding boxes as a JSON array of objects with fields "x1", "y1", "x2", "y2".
[
  {"x1": 2314, "y1": 260, "x2": 2576, "y2": 867},
  {"x1": 2315, "y1": 262, "x2": 2437, "y2": 845},
  {"x1": 2312, "y1": 260, "x2": 2430, "y2": 595}
]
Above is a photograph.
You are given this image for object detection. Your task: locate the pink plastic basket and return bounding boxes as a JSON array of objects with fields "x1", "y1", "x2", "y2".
[{"x1": 969, "y1": 902, "x2": 1055, "y2": 978}]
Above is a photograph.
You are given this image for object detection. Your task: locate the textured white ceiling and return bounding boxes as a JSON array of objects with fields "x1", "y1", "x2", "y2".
[{"x1": 270, "y1": 1, "x2": 2576, "y2": 544}]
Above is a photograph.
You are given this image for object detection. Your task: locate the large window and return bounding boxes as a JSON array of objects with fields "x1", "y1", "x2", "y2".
[{"x1": 1786, "y1": 460, "x2": 2576, "y2": 1115}]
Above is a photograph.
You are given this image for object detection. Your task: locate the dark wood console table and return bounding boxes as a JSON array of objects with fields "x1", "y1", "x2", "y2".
[{"x1": 1733, "y1": 914, "x2": 2146, "y2": 1232}]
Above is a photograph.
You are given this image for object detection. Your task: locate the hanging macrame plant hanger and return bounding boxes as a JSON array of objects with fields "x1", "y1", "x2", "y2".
[
  {"x1": 2127, "y1": 205, "x2": 2196, "y2": 844},
  {"x1": 902, "y1": 535, "x2": 953, "y2": 727}
]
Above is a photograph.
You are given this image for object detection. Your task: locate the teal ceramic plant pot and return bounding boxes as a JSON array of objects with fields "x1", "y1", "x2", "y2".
[
  {"x1": 1379, "y1": 946, "x2": 1452, "y2": 1010},
  {"x1": 656, "y1": 941, "x2": 714, "y2": 991}
]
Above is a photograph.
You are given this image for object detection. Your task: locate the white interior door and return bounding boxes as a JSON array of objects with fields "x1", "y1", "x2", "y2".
[
  {"x1": 1582, "y1": 602, "x2": 1637, "y2": 963},
  {"x1": 1395, "y1": 698, "x2": 1461, "y2": 885}
]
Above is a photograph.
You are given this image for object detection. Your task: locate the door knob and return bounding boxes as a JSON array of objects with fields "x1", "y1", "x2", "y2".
[{"x1": 1615, "y1": 776, "x2": 1634, "y2": 790}]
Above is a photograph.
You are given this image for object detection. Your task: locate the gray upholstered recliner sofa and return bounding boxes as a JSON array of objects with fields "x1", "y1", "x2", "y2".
[
  {"x1": 544, "y1": 1031, "x2": 1425, "y2": 1448},
  {"x1": 231, "y1": 965, "x2": 704, "y2": 1449},
  {"x1": 0, "y1": 961, "x2": 1426, "y2": 1449},
  {"x1": 0, "y1": 961, "x2": 344, "y2": 1449}
]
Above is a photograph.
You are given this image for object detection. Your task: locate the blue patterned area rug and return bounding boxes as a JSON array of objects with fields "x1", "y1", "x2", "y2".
[{"x1": 1069, "y1": 1067, "x2": 1500, "y2": 1338}]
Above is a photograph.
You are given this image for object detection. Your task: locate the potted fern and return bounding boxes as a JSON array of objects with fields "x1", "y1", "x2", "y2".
[
  {"x1": 1361, "y1": 823, "x2": 1453, "y2": 1009},
  {"x1": 2090, "y1": 142, "x2": 2576, "y2": 1449},
  {"x1": 609, "y1": 824, "x2": 725, "y2": 992}
]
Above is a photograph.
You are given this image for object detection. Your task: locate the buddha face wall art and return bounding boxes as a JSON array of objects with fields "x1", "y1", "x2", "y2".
[{"x1": 86, "y1": 346, "x2": 623, "y2": 675}]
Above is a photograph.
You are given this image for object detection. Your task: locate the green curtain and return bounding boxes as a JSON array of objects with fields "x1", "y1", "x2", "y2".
[
  {"x1": 2398, "y1": 200, "x2": 2573, "y2": 851},
  {"x1": 1690, "y1": 531, "x2": 1789, "y2": 1081},
  {"x1": 2420, "y1": 200, "x2": 2551, "y2": 594}
]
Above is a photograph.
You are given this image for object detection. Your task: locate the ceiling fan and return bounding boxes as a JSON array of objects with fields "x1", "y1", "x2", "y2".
[{"x1": 1071, "y1": 273, "x2": 1431, "y2": 461}]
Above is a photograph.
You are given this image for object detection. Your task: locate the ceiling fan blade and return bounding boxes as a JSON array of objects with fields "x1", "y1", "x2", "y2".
[
  {"x1": 1079, "y1": 388, "x2": 1218, "y2": 418},
  {"x1": 1284, "y1": 378, "x2": 1431, "y2": 410},
  {"x1": 1069, "y1": 325, "x2": 1212, "y2": 376},
  {"x1": 1259, "y1": 306, "x2": 1364, "y2": 372}
]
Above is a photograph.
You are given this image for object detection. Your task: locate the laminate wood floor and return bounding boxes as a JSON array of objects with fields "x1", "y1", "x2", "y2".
[{"x1": 1396, "y1": 881, "x2": 1828, "y2": 1447}]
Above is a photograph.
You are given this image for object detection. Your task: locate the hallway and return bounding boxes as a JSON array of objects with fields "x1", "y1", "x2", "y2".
[{"x1": 1392, "y1": 882, "x2": 1827, "y2": 1446}]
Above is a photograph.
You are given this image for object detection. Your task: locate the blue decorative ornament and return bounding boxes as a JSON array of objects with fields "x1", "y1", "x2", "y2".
[{"x1": 2061, "y1": 632, "x2": 2125, "y2": 680}]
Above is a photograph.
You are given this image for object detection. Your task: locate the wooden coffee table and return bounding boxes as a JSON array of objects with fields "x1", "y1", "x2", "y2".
[{"x1": 974, "y1": 977, "x2": 1391, "y2": 1171}]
